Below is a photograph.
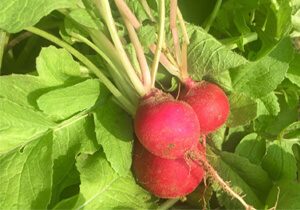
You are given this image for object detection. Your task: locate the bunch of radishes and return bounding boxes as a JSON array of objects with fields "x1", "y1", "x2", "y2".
[
  {"x1": 133, "y1": 78, "x2": 229, "y2": 198},
  {"x1": 96, "y1": 0, "x2": 230, "y2": 199}
]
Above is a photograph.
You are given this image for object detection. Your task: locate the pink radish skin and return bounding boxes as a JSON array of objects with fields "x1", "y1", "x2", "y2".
[
  {"x1": 134, "y1": 90, "x2": 200, "y2": 159},
  {"x1": 180, "y1": 79, "x2": 230, "y2": 134},
  {"x1": 133, "y1": 141, "x2": 205, "y2": 198}
]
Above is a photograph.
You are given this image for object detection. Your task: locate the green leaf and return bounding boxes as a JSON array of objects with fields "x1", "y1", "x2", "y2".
[
  {"x1": 93, "y1": 98, "x2": 133, "y2": 176},
  {"x1": 187, "y1": 26, "x2": 248, "y2": 80},
  {"x1": 138, "y1": 24, "x2": 156, "y2": 49},
  {"x1": 0, "y1": 0, "x2": 76, "y2": 33},
  {"x1": 292, "y1": 144, "x2": 300, "y2": 182},
  {"x1": 49, "y1": 165, "x2": 80, "y2": 209},
  {"x1": 0, "y1": 99, "x2": 55, "y2": 153},
  {"x1": 266, "y1": 180, "x2": 300, "y2": 209},
  {"x1": 37, "y1": 79, "x2": 100, "y2": 121},
  {"x1": 231, "y1": 38, "x2": 294, "y2": 98},
  {"x1": 287, "y1": 53, "x2": 300, "y2": 88},
  {"x1": 125, "y1": 0, "x2": 149, "y2": 22},
  {"x1": 69, "y1": 8, "x2": 102, "y2": 30},
  {"x1": 36, "y1": 46, "x2": 82, "y2": 86},
  {"x1": 62, "y1": 151, "x2": 156, "y2": 209},
  {"x1": 235, "y1": 133, "x2": 266, "y2": 164},
  {"x1": 262, "y1": 140, "x2": 298, "y2": 181},
  {"x1": 208, "y1": 126, "x2": 226, "y2": 150},
  {"x1": 206, "y1": 71, "x2": 233, "y2": 92},
  {"x1": 227, "y1": 92, "x2": 257, "y2": 127},
  {"x1": 257, "y1": 92, "x2": 280, "y2": 116},
  {"x1": 279, "y1": 121, "x2": 300, "y2": 140},
  {"x1": 0, "y1": 132, "x2": 53, "y2": 209},
  {"x1": 53, "y1": 195, "x2": 84, "y2": 210},
  {"x1": 254, "y1": 91, "x2": 299, "y2": 138},
  {"x1": 212, "y1": 0, "x2": 292, "y2": 55},
  {"x1": 210, "y1": 150, "x2": 272, "y2": 209},
  {"x1": 0, "y1": 75, "x2": 46, "y2": 108},
  {"x1": 49, "y1": 115, "x2": 98, "y2": 207}
]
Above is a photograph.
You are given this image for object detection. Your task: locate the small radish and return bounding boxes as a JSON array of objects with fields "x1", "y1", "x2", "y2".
[
  {"x1": 134, "y1": 90, "x2": 200, "y2": 159},
  {"x1": 133, "y1": 141, "x2": 205, "y2": 198},
  {"x1": 180, "y1": 79, "x2": 230, "y2": 134}
]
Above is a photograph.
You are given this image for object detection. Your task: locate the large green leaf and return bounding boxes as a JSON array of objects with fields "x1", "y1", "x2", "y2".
[
  {"x1": 93, "y1": 98, "x2": 133, "y2": 176},
  {"x1": 230, "y1": 38, "x2": 294, "y2": 98},
  {"x1": 235, "y1": 133, "x2": 266, "y2": 165},
  {"x1": 286, "y1": 53, "x2": 300, "y2": 88},
  {"x1": 266, "y1": 180, "x2": 300, "y2": 209},
  {"x1": 0, "y1": 99, "x2": 55, "y2": 152},
  {"x1": 257, "y1": 92, "x2": 280, "y2": 116},
  {"x1": 0, "y1": 132, "x2": 53, "y2": 209},
  {"x1": 187, "y1": 26, "x2": 248, "y2": 80},
  {"x1": 55, "y1": 151, "x2": 156, "y2": 209},
  {"x1": 227, "y1": 92, "x2": 257, "y2": 127},
  {"x1": 36, "y1": 46, "x2": 82, "y2": 86},
  {"x1": 0, "y1": 75, "x2": 46, "y2": 108},
  {"x1": 262, "y1": 140, "x2": 298, "y2": 181},
  {"x1": 37, "y1": 79, "x2": 100, "y2": 121},
  {"x1": 0, "y1": 0, "x2": 76, "y2": 33},
  {"x1": 209, "y1": 150, "x2": 272, "y2": 209},
  {"x1": 49, "y1": 114, "x2": 99, "y2": 207}
]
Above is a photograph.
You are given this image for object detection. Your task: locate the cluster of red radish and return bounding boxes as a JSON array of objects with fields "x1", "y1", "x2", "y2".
[
  {"x1": 132, "y1": 78, "x2": 230, "y2": 198},
  {"x1": 93, "y1": 0, "x2": 231, "y2": 199}
]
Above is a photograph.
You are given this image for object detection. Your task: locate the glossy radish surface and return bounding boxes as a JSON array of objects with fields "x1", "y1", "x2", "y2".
[
  {"x1": 180, "y1": 80, "x2": 230, "y2": 134},
  {"x1": 133, "y1": 142, "x2": 205, "y2": 198},
  {"x1": 134, "y1": 90, "x2": 200, "y2": 159}
]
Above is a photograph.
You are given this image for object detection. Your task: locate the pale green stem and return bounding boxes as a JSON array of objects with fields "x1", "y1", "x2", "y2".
[
  {"x1": 26, "y1": 26, "x2": 135, "y2": 115},
  {"x1": 149, "y1": 45, "x2": 180, "y2": 77},
  {"x1": 140, "y1": 0, "x2": 155, "y2": 21},
  {"x1": 151, "y1": 0, "x2": 166, "y2": 87},
  {"x1": 88, "y1": 29, "x2": 139, "y2": 105},
  {"x1": 222, "y1": 32, "x2": 258, "y2": 50},
  {"x1": 114, "y1": 0, "x2": 152, "y2": 92},
  {"x1": 95, "y1": 0, "x2": 146, "y2": 96},
  {"x1": 177, "y1": 7, "x2": 190, "y2": 44},
  {"x1": 203, "y1": 0, "x2": 222, "y2": 32},
  {"x1": 123, "y1": 19, "x2": 152, "y2": 92},
  {"x1": 157, "y1": 199, "x2": 179, "y2": 210},
  {"x1": 170, "y1": 0, "x2": 181, "y2": 65},
  {"x1": 0, "y1": 31, "x2": 8, "y2": 74},
  {"x1": 114, "y1": 0, "x2": 141, "y2": 29},
  {"x1": 70, "y1": 32, "x2": 138, "y2": 104}
]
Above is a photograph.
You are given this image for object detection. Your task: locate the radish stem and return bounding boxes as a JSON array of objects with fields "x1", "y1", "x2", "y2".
[
  {"x1": 0, "y1": 31, "x2": 8, "y2": 74},
  {"x1": 203, "y1": 0, "x2": 222, "y2": 32},
  {"x1": 170, "y1": 0, "x2": 181, "y2": 64},
  {"x1": 140, "y1": 0, "x2": 155, "y2": 22},
  {"x1": 26, "y1": 26, "x2": 136, "y2": 115},
  {"x1": 177, "y1": 8, "x2": 190, "y2": 44},
  {"x1": 71, "y1": 32, "x2": 138, "y2": 104},
  {"x1": 114, "y1": 0, "x2": 141, "y2": 29},
  {"x1": 181, "y1": 42, "x2": 188, "y2": 80},
  {"x1": 157, "y1": 199, "x2": 179, "y2": 210},
  {"x1": 149, "y1": 45, "x2": 180, "y2": 77},
  {"x1": 96, "y1": 0, "x2": 146, "y2": 96},
  {"x1": 221, "y1": 32, "x2": 258, "y2": 50},
  {"x1": 116, "y1": 4, "x2": 152, "y2": 92},
  {"x1": 151, "y1": 0, "x2": 166, "y2": 87},
  {"x1": 123, "y1": 20, "x2": 152, "y2": 92}
]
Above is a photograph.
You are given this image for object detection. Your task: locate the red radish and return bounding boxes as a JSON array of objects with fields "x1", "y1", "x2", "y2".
[
  {"x1": 134, "y1": 90, "x2": 200, "y2": 159},
  {"x1": 180, "y1": 79, "x2": 230, "y2": 134},
  {"x1": 133, "y1": 141, "x2": 205, "y2": 198}
]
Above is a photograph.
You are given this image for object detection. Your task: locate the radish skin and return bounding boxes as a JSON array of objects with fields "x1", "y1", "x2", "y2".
[
  {"x1": 134, "y1": 90, "x2": 200, "y2": 159},
  {"x1": 181, "y1": 80, "x2": 230, "y2": 134},
  {"x1": 133, "y1": 142, "x2": 205, "y2": 198}
]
